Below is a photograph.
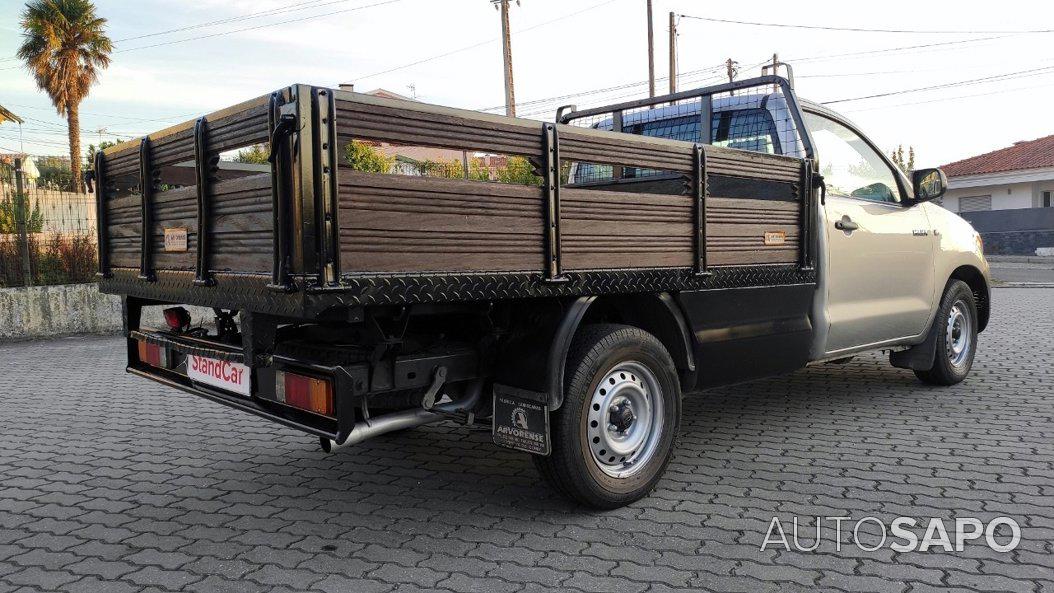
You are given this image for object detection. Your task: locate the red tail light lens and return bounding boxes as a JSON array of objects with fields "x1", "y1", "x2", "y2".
[
  {"x1": 163, "y1": 307, "x2": 191, "y2": 332},
  {"x1": 275, "y1": 371, "x2": 334, "y2": 417}
]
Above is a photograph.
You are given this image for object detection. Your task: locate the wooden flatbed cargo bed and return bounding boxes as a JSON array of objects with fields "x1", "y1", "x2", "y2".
[{"x1": 95, "y1": 76, "x2": 816, "y2": 317}]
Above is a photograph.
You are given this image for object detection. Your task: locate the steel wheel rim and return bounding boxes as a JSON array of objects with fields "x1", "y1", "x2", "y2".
[
  {"x1": 946, "y1": 300, "x2": 972, "y2": 368},
  {"x1": 585, "y1": 361, "x2": 664, "y2": 479}
]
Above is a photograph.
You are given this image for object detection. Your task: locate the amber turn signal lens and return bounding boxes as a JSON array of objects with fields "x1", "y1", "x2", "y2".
[{"x1": 275, "y1": 370, "x2": 334, "y2": 417}]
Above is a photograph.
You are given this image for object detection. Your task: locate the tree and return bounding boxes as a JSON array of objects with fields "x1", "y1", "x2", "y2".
[
  {"x1": 18, "y1": 0, "x2": 112, "y2": 194},
  {"x1": 86, "y1": 139, "x2": 116, "y2": 168},
  {"x1": 345, "y1": 140, "x2": 394, "y2": 173},
  {"x1": 891, "y1": 145, "x2": 915, "y2": 175},
  {"x1": 496, "y1": 156, "x2": 542, "y2": 186},
  {"x1": 233, "y1": 144, "x2": 269, "y2": 164}
]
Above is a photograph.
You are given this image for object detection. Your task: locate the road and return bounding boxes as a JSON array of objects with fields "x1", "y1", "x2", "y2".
[{"x1": 0, "y1": 288, "x2": 1051, "y2": 593}]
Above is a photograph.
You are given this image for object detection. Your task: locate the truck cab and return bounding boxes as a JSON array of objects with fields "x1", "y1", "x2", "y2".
[{"x1": 568, "y1": 88, "x2": 990, "y2": 369}]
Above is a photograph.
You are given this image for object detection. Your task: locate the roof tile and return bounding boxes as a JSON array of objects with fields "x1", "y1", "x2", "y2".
[{"x1": 941, "y1": 134, "x2": 1054, "y2": 177}]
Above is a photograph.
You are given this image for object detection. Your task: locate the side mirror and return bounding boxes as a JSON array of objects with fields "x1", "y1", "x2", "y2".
[{"x1": 912, "y1": 168, "x2": 947, "y2": 203}]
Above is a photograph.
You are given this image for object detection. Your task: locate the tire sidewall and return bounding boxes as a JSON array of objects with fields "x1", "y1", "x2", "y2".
[
  {"x1": 933, "y1": 281, "x2": 979, "y2": 382},
  {"x1": 563, "y1": 330, "x2": 680, "y2": 502}
]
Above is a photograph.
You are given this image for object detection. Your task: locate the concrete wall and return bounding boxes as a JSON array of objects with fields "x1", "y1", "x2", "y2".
[
  {"x1": 960, "y1": 207, "x2": 1054, "y2": 255},
  {"x1": 0, "y1": 283, "x2": 212, "y2": 341}
]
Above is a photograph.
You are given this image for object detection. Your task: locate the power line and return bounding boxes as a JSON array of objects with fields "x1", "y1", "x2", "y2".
[
  {"x1": 0, "y1": 0, "x2": 370, "y2": 62},
  {"x1": 677, "y1": 14, "x2": 1054, "y2": 34},
  {"x1": 348, "y1": 0, "x2": 621, "y2": 83},
  {"x1": 838, "y1": 80, "x2": 1054, "y2": 113},
  {"x1": 822, "y1": 65, "x2": 1054, "y2": 104},
  {"x1": 114, "y1": 0, "x2": 360, "y2": 43},
  {"x1": 116, "y1": 0, "x2": 404, "y2": 53},
  {"x1": 788, "y1": 35, "x2": 1013, "y2": 64}
]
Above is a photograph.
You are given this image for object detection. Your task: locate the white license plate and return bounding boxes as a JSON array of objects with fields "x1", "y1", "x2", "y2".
[{"x1": 187, "y1": 355, "x2": 251, "y2": 397}]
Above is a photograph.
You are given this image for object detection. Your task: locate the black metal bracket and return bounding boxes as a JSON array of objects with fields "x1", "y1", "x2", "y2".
[
  {"x1": 193, "y1": 117, "x2": 216, "y2": 286},
  {"x1": 137, "y1": 137, "x2": 156, "y2": 282},
  {"x1": 542, "y1": 123, "x2": 567, "y2": 282},
  {"x1": 94, "y1": 149, "x2": 111, "y2": 279},
  {"x1": 692, "y1": 143, "x2": 711, "y2": 276},
  {"x1": 267, "y1": 91, "x2": 296, "y2": 292}
]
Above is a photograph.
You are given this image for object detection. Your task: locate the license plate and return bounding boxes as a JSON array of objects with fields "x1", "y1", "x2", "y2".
[{"x1": 187, "y1": 355, "x2": 251, "y2": 397}]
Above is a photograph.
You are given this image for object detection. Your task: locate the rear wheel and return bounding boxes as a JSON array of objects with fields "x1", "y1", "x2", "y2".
[
  {"x1": 534, "y1": 324, "x2": 680, "y2": 509},
  {"x1": 914, "y1": 280, "x2": 978, "y2": 386}
]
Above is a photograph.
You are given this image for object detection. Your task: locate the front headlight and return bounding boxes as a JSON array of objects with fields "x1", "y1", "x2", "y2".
[{"x1": 975, "y1": 233, "x2": 984, "y2": 254}]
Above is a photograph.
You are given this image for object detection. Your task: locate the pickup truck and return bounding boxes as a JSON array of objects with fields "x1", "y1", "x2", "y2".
[{"x1": 91, "y1": 73, "x2": 989, "y2": 509}]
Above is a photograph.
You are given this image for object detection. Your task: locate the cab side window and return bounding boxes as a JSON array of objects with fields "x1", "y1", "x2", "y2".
[{"x1": 804, "y1": 112, "x2": 902, "y2": 203}]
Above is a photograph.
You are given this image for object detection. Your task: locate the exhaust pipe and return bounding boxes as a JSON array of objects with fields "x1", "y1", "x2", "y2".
[{"x1": 321, "y1": 379, "x2": 484, "y2": 453}]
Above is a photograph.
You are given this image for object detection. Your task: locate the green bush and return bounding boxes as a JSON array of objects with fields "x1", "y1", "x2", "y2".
[{"x1": 0, "y1": 189, "x2": 44, "y2": 234}]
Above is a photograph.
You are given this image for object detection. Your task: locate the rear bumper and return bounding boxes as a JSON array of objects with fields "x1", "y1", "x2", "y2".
[
  {"x1": 125, "y1": 328, "x2": 352, "y2": 440},
  {"x1": 128, "y1": 363, "x2": 338, "y2": 440}
]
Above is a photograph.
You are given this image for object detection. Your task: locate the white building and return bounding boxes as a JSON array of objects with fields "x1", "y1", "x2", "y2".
[{"x1": 940, "y1": 134, "x2": 1054, "y2": 213}]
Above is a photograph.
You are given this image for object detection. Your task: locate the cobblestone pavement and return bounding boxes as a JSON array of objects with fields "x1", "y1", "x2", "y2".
[{"x1": 0, "y1": 288, "x2": 1051, "y2": 593}]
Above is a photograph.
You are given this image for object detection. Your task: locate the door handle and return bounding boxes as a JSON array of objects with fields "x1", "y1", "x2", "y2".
[{"x1": 834, "y1": 217, "x2": 859, "y2": 232}]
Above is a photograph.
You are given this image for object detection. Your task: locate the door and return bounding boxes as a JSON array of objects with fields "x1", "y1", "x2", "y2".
[{"x1": 804, "y1": 112, "x2": 936, "y2": 354}]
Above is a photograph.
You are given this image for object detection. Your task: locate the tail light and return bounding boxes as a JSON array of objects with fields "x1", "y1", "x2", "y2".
[
  {"x1": 163, "y1": 307, "x2": 191, "y2": 332},
  {"x1": 137, "y1": 340, "x2": 168, "y2": 368},
  {"x1": 275, "y1": 370, "x2": 334, "y2": 417}
]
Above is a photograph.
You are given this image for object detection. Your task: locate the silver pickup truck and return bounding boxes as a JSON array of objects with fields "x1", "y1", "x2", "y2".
[{"x1": 95, "y1": 73, "x2": 988, "y2": 509}]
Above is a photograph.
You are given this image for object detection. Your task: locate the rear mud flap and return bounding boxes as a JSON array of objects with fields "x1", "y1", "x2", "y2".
[{"x1": 492, "y1": 384, "x2": 550, "y2": 456}]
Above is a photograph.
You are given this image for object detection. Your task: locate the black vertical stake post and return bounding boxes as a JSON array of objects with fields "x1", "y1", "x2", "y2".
[
  {"x1": 13, "y1": 158, "x2": 32, "y2": 286},
  {"x1": 542, "y1": 122, "x2": 566, "y2": 282},
  {"x1": 193, "y1": 117, "x2": 215, "y2": 286},
  {"x1": 313, "y1": 87, "x2": 339, "y2": 288},
  {"x1": 137, "y1": 138, "x2": 156, "y2": 282},
  {"x1": 267, "y1": 92, "x2": 293, "y2": 292},
  {"x1": 692, "y1": 144, "x2": 710, "y2": 276},
  {"x1": 799, "y1": 159, "x2": 814, "y2": 270},
  {"x1": 93, "y1": 149, "x2": 110, "y2": 278}
]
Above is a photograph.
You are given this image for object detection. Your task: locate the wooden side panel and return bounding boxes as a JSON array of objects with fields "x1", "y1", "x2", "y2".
[
  {"x1": 707, "y1": 197, "x2": 799, "y2": 266},
  {"x1": 106, "y1": 180, "x2": 142, "y2": 269},
  {"x1": 338, "y1": 170, "x2": 545, "y2": 273},
  {"x1": 561, "y1": 188, "x2": 693, "y2": 270},
  {"x1": 110, "y1": 173, "x2": 273, "y2": 274},
  {"x1": 335, "y1": 97, "x2": 541, "y2": 157},
  {"x1": 210, "y1": 173, "x2": 273, "y2": 272}
]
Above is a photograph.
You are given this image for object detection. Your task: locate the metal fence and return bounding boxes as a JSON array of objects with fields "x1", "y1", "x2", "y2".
[{"x1": 0, "y1": 156, "x2": 97, "y2": 288}]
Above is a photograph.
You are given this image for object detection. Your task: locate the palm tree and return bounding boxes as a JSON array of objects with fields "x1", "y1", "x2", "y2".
[{"x1": 18, "y1": 0, "x2": 111, "y2": 193}]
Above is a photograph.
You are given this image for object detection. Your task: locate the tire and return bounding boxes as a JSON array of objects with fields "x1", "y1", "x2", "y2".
[
  {"x1": 534, "y1": 324, "x2": 681, "y2": 509},
  {"x1": 914, "y1": 280, "x2": 978, "y2": 386}
]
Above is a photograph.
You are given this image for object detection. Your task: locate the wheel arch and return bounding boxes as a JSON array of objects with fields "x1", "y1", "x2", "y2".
[
  {"x1": 547, "y1": 293, "x2": 695, "y2": 410},
  {"x1": 491, "y1": 293, "x2": 695, "y2": 412},
  {"x1": 949, "y1": 265, "x2": 990, "y2": 332}
]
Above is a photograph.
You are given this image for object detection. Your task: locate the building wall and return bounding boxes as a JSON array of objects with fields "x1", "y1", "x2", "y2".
[{"x1": 943, "y1": 182, "x2": 1037, "y2": 213}]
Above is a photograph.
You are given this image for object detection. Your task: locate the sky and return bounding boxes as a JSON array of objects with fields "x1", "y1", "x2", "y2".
[{"x1": 1, "y1": 0, "x2": 1052, "y2": 167}]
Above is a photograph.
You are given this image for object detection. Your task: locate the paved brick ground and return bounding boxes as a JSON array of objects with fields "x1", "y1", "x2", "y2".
[{"x1": 0, "y1": 288, "x2": 1051, "y2": 593}]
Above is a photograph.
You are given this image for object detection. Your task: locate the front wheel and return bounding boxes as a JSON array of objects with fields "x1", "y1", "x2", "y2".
[
  {"x1": 534, "y1": 324, "x2": 681, "y2": 509},
  {"x1": 914, "y1": 279, "x2": 978, "y2": 386}
]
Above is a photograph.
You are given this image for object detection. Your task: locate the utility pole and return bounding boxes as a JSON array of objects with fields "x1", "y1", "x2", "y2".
[
  {"x1": 647, "y1": 0, "x2": 655, "y2": 98},
  {"x1": 725, "y1": 58, "x2": 738, "y2": 93},
  {"x1": 668, "y1": 12, "x2": 677, "y2": 94},
  {"x1": 493, "y1": 0, "x2": 518, "y2": 117}
]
